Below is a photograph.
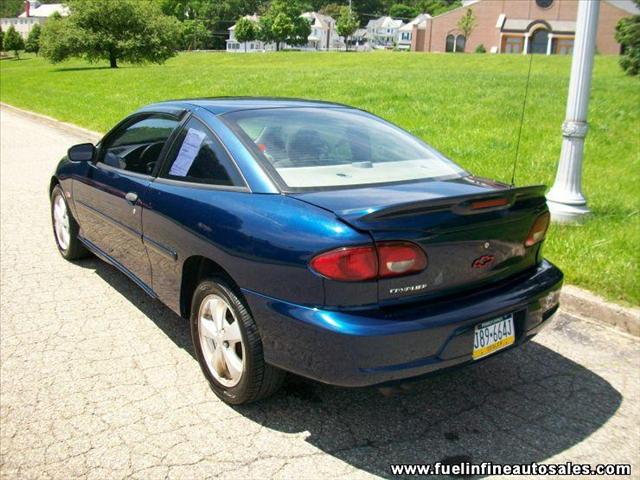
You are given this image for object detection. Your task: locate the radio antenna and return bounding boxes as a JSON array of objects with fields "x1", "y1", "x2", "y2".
[{"x1": 511, "y1": 52, "x2": 534, "y2": 187}]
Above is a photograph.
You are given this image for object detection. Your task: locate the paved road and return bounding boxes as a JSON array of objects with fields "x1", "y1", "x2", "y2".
[{"x1": 1, "y1": 105, "x2": 639, "y2": 480}]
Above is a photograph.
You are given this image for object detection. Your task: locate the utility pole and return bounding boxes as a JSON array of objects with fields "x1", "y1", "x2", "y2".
[{"x1": 546, "y1": 0, "x2": 600, "y2": 223}]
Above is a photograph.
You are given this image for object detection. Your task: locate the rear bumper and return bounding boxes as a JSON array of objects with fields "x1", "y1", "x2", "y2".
[{"x1": 243, "y1": 259, "x2": 563, "y2": 387}]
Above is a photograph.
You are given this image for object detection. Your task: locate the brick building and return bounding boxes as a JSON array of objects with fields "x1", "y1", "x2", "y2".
[{"x1": 410, "y1": 0, "x2": 639, "y2": 55}]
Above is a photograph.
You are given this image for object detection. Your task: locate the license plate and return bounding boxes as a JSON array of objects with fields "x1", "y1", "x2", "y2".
[{"x1": 472, "y1": 314, "x2": 515, "y2": 360}]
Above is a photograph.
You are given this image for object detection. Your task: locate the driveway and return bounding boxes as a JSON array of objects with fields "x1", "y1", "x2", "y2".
[{"x1": 1, "y1": 105, "x2": 639, "y2": 479}]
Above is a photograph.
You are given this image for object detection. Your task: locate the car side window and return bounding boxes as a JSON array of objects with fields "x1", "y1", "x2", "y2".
[
  {"x1": 160, "y1": 118, "x2": 245, "y2": 187},
  {"x1": 99, "y1": 115, "x2": 179, "y2": 175}
]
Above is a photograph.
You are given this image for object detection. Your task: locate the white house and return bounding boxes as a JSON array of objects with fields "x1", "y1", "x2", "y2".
[
  {"x1": 226, "y1": 15, "x2": 274, "y2": 53},
  {"x1": 300, "y1": 12, "x2": 342, "y2": 50},
  {"x1": 1, "y1": 0, "x2": 68, "y2": 39},
  {"x1": 227, "y1": 12, "x2": 344, "y2": 53},
  {"x1": 365, "y1": 16, "x2": 405, "y2": 48},
  {"x1": 397, "y1": 14, "x2": 431, "y2": 50}
]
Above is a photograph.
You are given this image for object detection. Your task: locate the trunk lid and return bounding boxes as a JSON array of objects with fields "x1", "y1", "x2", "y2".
[{"x1": 292, "y1": 177, "x2": 548, "y2": 306}]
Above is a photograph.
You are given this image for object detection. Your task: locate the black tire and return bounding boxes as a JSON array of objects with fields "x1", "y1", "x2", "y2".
[
  {"x1": 50, "y1": 184, "x2": 90, "y2": 261},
  {"x1": 190, "y1": 278, "x2": 285, "y2": 405}
]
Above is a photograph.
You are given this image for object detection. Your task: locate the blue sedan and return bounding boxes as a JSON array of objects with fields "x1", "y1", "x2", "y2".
[{"x1": 50, "y1": 98, "x2": 563, "y2": 404}]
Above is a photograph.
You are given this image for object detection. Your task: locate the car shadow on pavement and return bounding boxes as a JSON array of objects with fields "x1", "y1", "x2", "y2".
[{"x1": 84, "y1": 257, "x2": 622, "y2": 479}]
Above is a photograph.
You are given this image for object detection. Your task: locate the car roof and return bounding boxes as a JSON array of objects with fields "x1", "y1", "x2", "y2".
[{"x1": 140, "y1": 97, "x2": 353, "y2": 116}]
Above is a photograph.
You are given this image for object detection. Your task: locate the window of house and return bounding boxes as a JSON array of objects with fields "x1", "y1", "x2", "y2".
[
  {"x1": 455, "y1": 35, "x2": 465, "y2": 53},
  {"x1": 160, "y1": 118, "x2": 245, "y2": 187},
  {"x1": 100, "y1": 115, "x2": 179, "y2": 175},
  {"x1": 555, "y1": 38, "x2": 574, "y2": 55},
  {"x1": 504, "y1": 36, "x2": 523, "y2": 54}
]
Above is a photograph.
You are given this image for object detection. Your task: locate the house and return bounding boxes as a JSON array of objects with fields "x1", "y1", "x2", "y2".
[
  {"x1": 351, "y1": 28, "x2": 368, "y2": 45},
  {"x1": 397, "y1": 13, "x2": 431, "y2": 50},
  {"x1": 1, "y1": 0, "x2": 68, "y2": 39},
  {"x1": 366, "y1": 16, "x2": 405, "y2": 48},
  {"x1": 300, "y1": 12, "x2": 343, "y2": 50},
  {"x1": 226, "y1": 15, "x2": 274, "y2": 53},
  {"x1": 411, "y1": 0, "x2": 639, "y2": 55},
  {"x1": 226, "y1": 12, "x2": 343, "y2": 52}
]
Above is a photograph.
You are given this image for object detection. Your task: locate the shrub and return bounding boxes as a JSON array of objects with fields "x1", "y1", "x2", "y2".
[
  {"x1": 25, "y1": 23, "x2": 41, "y2": 55},
  {"x1": 3, "y1": 25, "x2": 23, "y2": 58},
  {"x1": 475, "y1": 43, "x2": 486, "y2": 53},
  {"x1": 615, "y1": 2, "x2": 639, "y2": 76}
]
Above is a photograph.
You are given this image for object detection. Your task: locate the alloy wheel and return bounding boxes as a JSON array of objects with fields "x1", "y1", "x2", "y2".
[
  {"x1": 53, "y1": 194, "x2": 71, "y2": 251},
  {"x1": 198, "y1": 294, "x2": 245, "y2": 387}
]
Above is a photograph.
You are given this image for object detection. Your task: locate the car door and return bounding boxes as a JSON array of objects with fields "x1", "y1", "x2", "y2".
[
  {"x1": 141, "y1": 116, "x2": 249, "y2": 312},
  {"x1": 74, "y1": 113, "x2": 181, "y2": 291}
]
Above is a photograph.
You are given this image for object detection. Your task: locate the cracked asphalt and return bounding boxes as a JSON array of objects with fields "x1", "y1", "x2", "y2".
[{"x1": 1, "y1": 105, "x2": 639, "y2": 479}]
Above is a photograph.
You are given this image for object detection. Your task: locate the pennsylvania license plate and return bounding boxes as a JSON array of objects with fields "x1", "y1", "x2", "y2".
[{"x1": 472, "y1": 314, "x2": 515, "y2": 360}]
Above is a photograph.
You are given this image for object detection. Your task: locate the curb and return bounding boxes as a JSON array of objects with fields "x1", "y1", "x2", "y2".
[
  {"x1": 2, "y1": 102, "x2": 638, "y2": 337},
  {"x1": 560, "y1": 286, "x2": 640, "y2": 337},
  {"x1": 0, "y1": 102, "x2": 102, "y2": 142}
]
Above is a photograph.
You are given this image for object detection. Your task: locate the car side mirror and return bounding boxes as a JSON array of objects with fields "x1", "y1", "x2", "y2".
[{"x1": 68, "y1": 143, "x2": 96, "y2": 162}]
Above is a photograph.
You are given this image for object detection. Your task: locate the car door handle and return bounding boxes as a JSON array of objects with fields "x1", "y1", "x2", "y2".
[{"x1": 125, "y1": 192, "x2": 138, "y2": 204}]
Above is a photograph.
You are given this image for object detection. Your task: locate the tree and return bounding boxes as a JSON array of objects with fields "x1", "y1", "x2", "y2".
[
  {"x1": 319, "y1": 3, "x2": 342, "y2": 19},
  {"x1": 0, "y1": 0, "x2": 24, "y2": 18},
  {"x1": 289, "y1": 16, "x2": 312, "y2": 47},
  {"x1": 0, "y1": 26, "x2": 4, "y2": 52},
  {"x1": 615, "y1": 1, "x2": 640, "y2": 76},
  {"x1": 25, "y1": 23, "x2": 42, "y2": 55},
  {"x1": 336, "y1": 7, "x2": 359, "y2": 51},
  {"x1": 40, "y1": 0, "x2": 182, "y2": 68},
  {"x1": 418, "y1": 0, "x2": 461, "y2": 16},
  {"x1": 259, "y1": 0, "x2": 310, "y2": 51},
  {"x1": 182, "y1": 18, "x2": 211, "y2": 50},
  {"x1": 234, "y1": 16, "x2": 257, "y2": 52},
  {"x1": 4, "y1": 25, "x2": 24, "y2": 58},
  {"x1": 389, "y1": 4, "x2": 418, "y2": 20},
  {"x1": 457, "y1": 7, "x2": 476, "y2": 47}
]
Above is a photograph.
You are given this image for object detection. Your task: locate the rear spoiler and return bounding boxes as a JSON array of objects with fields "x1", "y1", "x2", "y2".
[{"x1": 350, "y1": 184, "x2": 547, "y2": 224}]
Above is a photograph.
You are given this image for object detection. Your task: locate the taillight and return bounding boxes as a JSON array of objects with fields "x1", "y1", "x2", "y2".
[
  {"x1": 377, "y1": 242, "x2": 427, "y2": 278},
  {"x1": 525, "y1": 212, "x2": 550, "y2": 247},
  {"x1": 310, "y1": 246, "x2": 378, "y2": 282},
  {"x1": 310, "y1": 242, "x2": 427, "y2": 282}
]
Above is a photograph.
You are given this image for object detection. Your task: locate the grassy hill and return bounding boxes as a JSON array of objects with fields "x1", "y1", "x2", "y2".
[{"x1": 1, "y1": 51, "x2": 638, "y2": 304}]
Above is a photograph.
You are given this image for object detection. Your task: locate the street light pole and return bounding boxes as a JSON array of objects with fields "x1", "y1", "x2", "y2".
[{"x1": 546, "y1": 0, "x2": 600, "y2": 223}]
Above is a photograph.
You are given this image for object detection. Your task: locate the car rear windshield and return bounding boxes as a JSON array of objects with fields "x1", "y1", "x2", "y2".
[{"x1": 223, "y1": 107, "x2": 466, "y2": 189}]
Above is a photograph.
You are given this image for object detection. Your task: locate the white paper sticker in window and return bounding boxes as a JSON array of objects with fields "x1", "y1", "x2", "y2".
[{"x1": 169, "y1": 128, "x2": 207, "y2": 177}]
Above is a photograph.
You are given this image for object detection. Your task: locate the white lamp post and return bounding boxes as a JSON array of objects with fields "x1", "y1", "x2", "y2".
[{"x1": 546, "y1": 0, "x2": 600, "y2": 223}]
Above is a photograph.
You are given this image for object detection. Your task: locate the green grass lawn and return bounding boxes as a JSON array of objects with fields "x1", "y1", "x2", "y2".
[{"x1": 1, "y1": 51, "x2": 638, "y2": 305}]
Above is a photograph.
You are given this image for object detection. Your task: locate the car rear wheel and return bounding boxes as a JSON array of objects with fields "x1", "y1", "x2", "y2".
[
  {"x1": 191, "y1": 278, "x2": 285, "y2": 404},
  {"x1": 51, "y1": 185, "x2": 89, "y2": 260}
]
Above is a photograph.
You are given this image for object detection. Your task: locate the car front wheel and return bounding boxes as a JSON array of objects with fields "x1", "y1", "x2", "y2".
[
  {"x1": 191, "y1": 278, "x2": 285, "y2": 404},
  {"x1": 51, "y1": 185, "x2": 89, "y2": 260}
]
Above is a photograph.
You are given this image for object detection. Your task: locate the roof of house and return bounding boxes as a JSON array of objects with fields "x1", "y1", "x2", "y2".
[
  {"x1": 399, "y1": 13, "x2": 431, "y2": 31},
  {"x1": 18, "y1": 3, "x2": 67, "y2": 17},
  {"x1": 366, "y1": 16, "x2": 404, "y2": 29},
  {"x1": 353, "y1": 28, "x2": 368, "y2": 38},
  {"x1": 228, "y1": 14, "x2": 260, "y2": 31},
  {"x1": 606, "y1": 0, "x2": 640, "y2": 15},
  {"x1": 502, "y1": 18, "x2": 576, "y2": 33},
  {"x1": 301, "y1": 11, "x2": 336, "y2": 29}
]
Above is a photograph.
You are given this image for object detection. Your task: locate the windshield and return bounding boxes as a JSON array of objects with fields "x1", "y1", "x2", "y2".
[{"x1": 224, "y1": 107, "x2": 466, "y2": 189}]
